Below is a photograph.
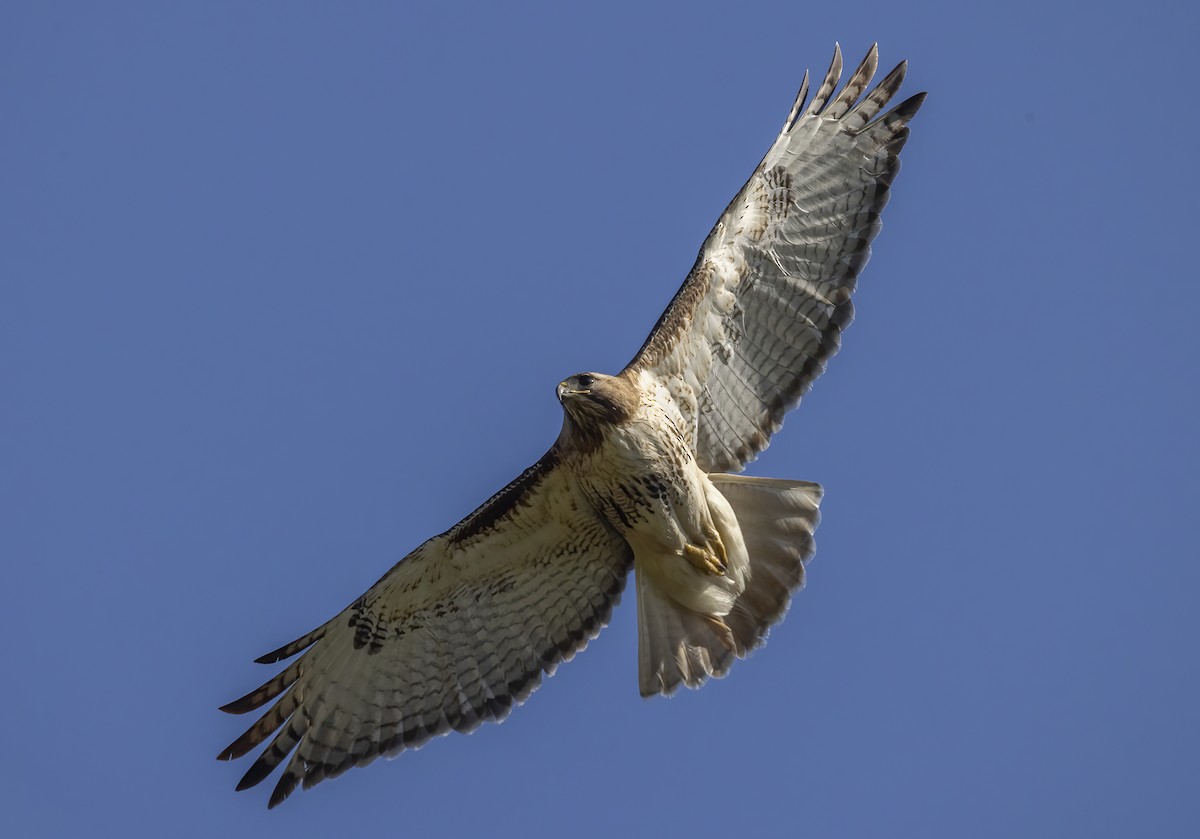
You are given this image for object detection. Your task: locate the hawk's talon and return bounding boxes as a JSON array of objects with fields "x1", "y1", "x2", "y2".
[
  {"x1": 703, "y1": 525, "x2": 728, "y2": 567},
  {"x1": 683, "y1": 543, "x2": 727, "y2": 576}
]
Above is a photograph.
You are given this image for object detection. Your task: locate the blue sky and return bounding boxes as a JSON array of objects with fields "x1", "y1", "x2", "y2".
[{"x1": 4, "y1": 2, "x2": 1197, "y2": 836}]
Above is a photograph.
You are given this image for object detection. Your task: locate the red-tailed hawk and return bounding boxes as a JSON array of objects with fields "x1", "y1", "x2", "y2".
[{"x1": 219, "y1": 43, "x2": 925, "y2": 807}]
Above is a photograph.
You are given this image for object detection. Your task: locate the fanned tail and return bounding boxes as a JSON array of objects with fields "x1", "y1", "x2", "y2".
[
  {"x1": 636, "y1": 562, "x2": 736, "y2": 697},
  {"x1": 712, "y1": 475, "x2": 821, "y2": 654},
  {"x1": 636, "y1": 475, "x2": 822, "y2": 697}
]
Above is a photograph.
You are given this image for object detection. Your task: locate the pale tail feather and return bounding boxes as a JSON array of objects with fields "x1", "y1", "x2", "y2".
[
  {"x1": 712, "y1": 475, "x2": 822, "y2": 655},
  {"x1": 636, "y1": 475, "x2": 822, "y2": 697}
]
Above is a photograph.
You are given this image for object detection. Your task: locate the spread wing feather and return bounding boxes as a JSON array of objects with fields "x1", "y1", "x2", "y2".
[
  {"x1": 624, "y1": 44, "x2": 926, "y2": 472},
  {"x1": 218, "y1": 451, "x2": 632, "y2": 807}
]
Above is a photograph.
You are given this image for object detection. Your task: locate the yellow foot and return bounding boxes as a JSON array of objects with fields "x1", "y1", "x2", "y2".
[
  {"x1": 683, "y1": 543, "x2": 726, "y2": 576},
  {"x1": 703, "y1": 525, "x2": 728, "y2": 567}
]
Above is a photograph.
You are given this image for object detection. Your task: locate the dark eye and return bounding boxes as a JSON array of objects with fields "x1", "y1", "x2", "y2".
[{"x1": 577, "y1": 374, "x2": 595, "y2": 388}]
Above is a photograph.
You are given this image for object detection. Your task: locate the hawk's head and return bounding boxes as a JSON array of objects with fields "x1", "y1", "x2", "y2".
[{"x1": 557, "y1": 372, "x2": 638, "y2": 438}]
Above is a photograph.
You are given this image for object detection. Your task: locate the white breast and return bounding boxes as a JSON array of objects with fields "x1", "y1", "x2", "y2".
[{"x1": 576, "y1": 375, "x2": 750, "y2": 616}]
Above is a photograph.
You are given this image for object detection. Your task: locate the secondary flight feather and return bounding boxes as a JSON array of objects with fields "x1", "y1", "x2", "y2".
[{"x1": 219, "y1": 43, "x2": 925, "y2": 808}]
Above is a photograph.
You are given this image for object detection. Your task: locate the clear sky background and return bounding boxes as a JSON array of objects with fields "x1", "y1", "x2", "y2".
[{"x1": 4, "y1": 2, "x2": 1197, "y2": 837}]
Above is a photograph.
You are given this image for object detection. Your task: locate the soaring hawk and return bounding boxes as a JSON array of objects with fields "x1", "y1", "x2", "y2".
[{"x1": 219, "y1": 43, "x2": 925, "y2": 807}]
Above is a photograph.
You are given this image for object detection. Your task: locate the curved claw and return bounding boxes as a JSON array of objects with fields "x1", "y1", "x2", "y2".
[{"x1": 683, "y1": 543, "x2": 726, "y2": 576}]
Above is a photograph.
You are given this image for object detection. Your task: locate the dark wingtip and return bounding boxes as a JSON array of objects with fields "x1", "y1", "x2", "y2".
[
  {"x1": 217, "y1": 724, "x2": 263, "y2": 761},
  {"x1": 218, "y1": 698, "x2": 248, "y2": 715},
  {"x1": 236, "y1": 756, "x2": 276, "y2": 792},
  {"x1": 253, "y1": 626, "x2": 323, "y2": 664},
  {"x1": 267, "y1": 771, "x2": 300, "y2": 809},
  {"x1": 894, "y1": 91, "x2": 927, "y2": 121},
  {"x1": 218, "y1": 681, "x2": 278, "y2": 714}
]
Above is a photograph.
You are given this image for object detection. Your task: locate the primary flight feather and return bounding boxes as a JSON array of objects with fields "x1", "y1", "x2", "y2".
[{"x1": 219, "y1": 43, "x2": 925, "y2": 808}]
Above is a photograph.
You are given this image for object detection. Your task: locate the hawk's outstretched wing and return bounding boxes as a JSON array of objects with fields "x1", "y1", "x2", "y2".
[
  {"x1": 218, "y1": 451, "x2": 631, "y2": 808},
  {"x1": 624, "y1": 44, "x2": 925, "y2": 472}
]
